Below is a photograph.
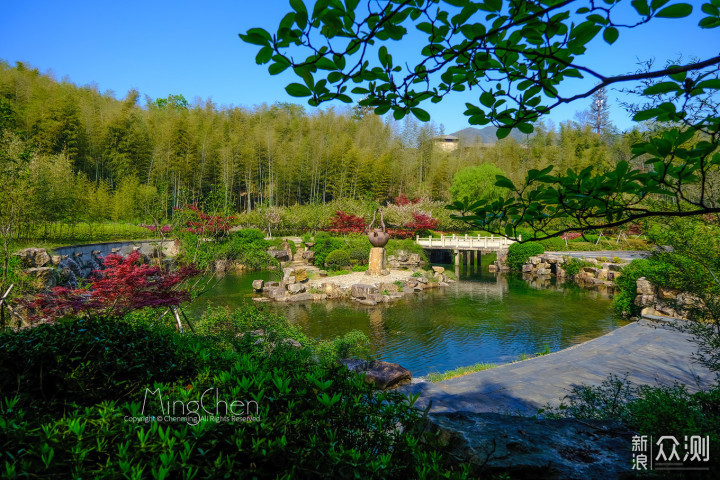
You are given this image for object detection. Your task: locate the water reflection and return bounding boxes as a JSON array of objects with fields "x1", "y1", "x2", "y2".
[{"x1": 190, "y1": 261, "x2": 626, "y2": 376}]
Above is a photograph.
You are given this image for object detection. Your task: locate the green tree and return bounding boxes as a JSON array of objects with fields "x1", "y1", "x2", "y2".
[
  {"x1": 449, "y1": 164, "x2": 506, "y2": 204},
  {"x1": 241, "y1": 0, "x2": 720, "y2": 240}
]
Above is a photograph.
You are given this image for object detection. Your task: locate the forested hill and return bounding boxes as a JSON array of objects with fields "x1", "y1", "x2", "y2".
[{"x1": 0, "y1": 61, "x2": 638, "y2": 222}]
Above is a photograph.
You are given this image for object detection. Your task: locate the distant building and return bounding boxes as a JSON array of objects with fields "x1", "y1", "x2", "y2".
[{"x1": 433, "y1": 134, "x2": 459, "y2": 151}]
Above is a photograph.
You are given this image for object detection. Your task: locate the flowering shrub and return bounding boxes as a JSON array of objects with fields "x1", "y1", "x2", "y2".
[
  {"x1": 23, "y1": 252, "x2": 199, "y2": 321},
  {"x1": 138, "y1": 224, "x2": 173, "y2": 234}
]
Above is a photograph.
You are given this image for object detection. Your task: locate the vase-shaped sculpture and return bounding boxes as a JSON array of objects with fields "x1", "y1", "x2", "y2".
[{"x1": 367, "y1": 209, "x2": 389, "y2": 248}]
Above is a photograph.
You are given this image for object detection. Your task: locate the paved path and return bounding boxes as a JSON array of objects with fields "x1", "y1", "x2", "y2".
[
  {"x1": 546, "y1": 250, "x2": 651, "y2": 262},
  {"x1": 401, "y1": 319, "x2": 716, "y2": 416}
]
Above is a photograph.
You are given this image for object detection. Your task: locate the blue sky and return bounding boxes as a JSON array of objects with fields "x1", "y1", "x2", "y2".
[{"x1": 1, "y1": 0, "x2": 717, "y2": 133}]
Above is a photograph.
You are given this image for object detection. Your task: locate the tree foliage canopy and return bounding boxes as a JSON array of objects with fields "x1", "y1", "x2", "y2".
[{"x1": 241, "y1": 0, "x2": 720, "y2": 239}]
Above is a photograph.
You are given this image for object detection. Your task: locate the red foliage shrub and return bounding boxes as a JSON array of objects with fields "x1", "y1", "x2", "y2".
[
  {"x1": 324, "y1": 210, "x2": 367, "y2": 234},
  {"x1": 406, "y1": 213, "x2": 440, "y2": 232},
  {"x1": 561, "y1": 231, "x2": 583, "y2": 241},
  {"x1": 23, "y1": 252, "x2": 199, "y2": 322}
]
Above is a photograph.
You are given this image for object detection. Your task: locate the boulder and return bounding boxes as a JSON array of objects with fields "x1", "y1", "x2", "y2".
[
  {"x1": 596, "y1": 269, "x2": 609, "y2": 280},
  {"x1": 522, "y1": 264, "x2": 533, "y2": 273},
  {"x1": 529, "y1": 256, "x2": 541, "y2": 265},
  {"x1": 351, "y1": 284, "x2": 378, "y2": 299},
  {"x1": 282, "y1": 338, "x2": 303, "y2": 348},
  {"x1": 268, "y1": 249, "x2": 290, "y2": 262},
  {"x1": 302, "y1": 250, "x2": 316, "y2": 261},
  {"x1": 658, "y1": 287, "x2": 679, "y2": 299},
  {"x1": 287, "y1": 283, "x2": 306, "y2": 294},
  {"x1": 294, "y1": 268, "x2": 308, "y2": 282},
  {"x1": 15, "y1": 248, "x2": 52, "y2": 268},
  {"x1": 536, "y1": 267, "x2": 550, "y2": 275},
  {"x1": 426, "y1": 412, "x2": 632, "y2": 480},
  {"x1": 283, "y1": 267, "x2": 295, "y2": 280},
  {"x1": 22, "y1": 267, "x2": 56, "y2": 288},
  {"x1": 287, "y1": 293, "x2": 314, "y2": 302},
  {"x1": 318, "y1": 270, "x2": 328, "y2": 277},
  {"x1": 252, "y1": 297, "x2": 272, "y2": 303},
  {"x1": 363, "y1": 360, "x2": 412, "y2": 389},
  {"x1": 339, "y1": 358, "x2": 369, "y2": 373},
  {"x1": 286, "y1": 275, "x2": 296, "y2": 285},
  {"x1": 432, "y1": 266, "x2": 445, "y2": 274},
  {"x1": 636, "y1": 277, "x2": 654, "y2": 295},
  {"x1": 321, "y1": 282, "x2": 346, "y2": 299},
  {"x1": 252, "y1": 279, "x2": 265, "y2": 291}
]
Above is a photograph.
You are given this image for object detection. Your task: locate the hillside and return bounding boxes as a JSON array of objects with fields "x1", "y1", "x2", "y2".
[{"x1": 451, "y1": 126, "x2": 532, "y2": 144}]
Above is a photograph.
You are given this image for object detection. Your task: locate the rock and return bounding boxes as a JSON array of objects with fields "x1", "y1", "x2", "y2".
[
  {"x1": 268, "y1": 249, "x2": 290, "y2": 262},
  {"x1": 351, "y1": 284, "x2": 378, "y2": 299},
  {"x1": 266, "y1": 281, "x2": 280, "y2": 288},
  {"x1": 426, "y1": 412, "x2": 632, "y2": 480},
  {"x1": 380, "y1": 268, "x2": 391, "y2": 275},
  {"x1": 294, "y1": 268, "x2": 308, "y2": 282},
  {"x1": 439, "y1": 282, "x2": 450, "y2": 287},
  {"x1": 608, "y1": 263, "x2": 623, "y2": 272},
  {"x1": 339, "y1": 358, "x2": 369, "y2": 373},
  {"x1": 536, "y1": 267, "x2": 550, "y2": 275},
  {"x1": 321, "y1": 282, "x2": 346, "y2": 299},
  {"x1": 413, "y1": 286, "x2": 423, "y2": 292},
  {"x1": 636, "y1": 277, "x2": 654, "y2": 295},
  {"x1": 529, "y1": 256, "x2": 541, "y2": 265},
  {"x1": 282, "y1": 338, "x2": 303, "y2": 348},
  {"x1": 252, "y1": 279, "x2": 265, "y2": 291},
  {"x1": 283, "y1": 267, "x2": 295, "y2": 280},
  {"x1": 286, "y1": 293, "x2": 315, "y2": 302},
  {"x1": 432, "y1": 266, "x2": 445, "y2": 274},
  {"x1": 318, "y1": 270, "x2": 328, "y2": 277},
  {"x1": 581, "y1": 266, "x2": 598, "y2": 275},
  {"x1": 252, "y1": 297, "x2": 272, "y2": 303},
  {"x1": 522, "y1": 264, "x2": 533, "y2": 273},
  {"x1": 287, "y1": 283, "x2": 306, "y2": 294},
  {"x1": 658, "y1": 287, "x2": 679, "y2": 299},
  {"x1": 416, "y1": 276, "x2": 428, "y2": 284},
  {"x1": 363, "y1": 360, "x2": 412, "y2": 389},
  {"x1": 288, "y1": 283, "x2": 305, "y2": 295},
  {"x1": 22, "y1": 267, "x2": 56, "y2": 288},
  {"x1": 265, "y1": 287, "x2": 286, "y2": 300},
  {"x1": 634, "y1": 294, "x2": 656, "y2": 306},
  {"x1": 488, "y1": 264, "x2": 497, "y2": 272},
  {"x1": 556, "y1": 267, "x2": 566, "y2": 278},
  {"x1": 302, "y1": 250, "x2": 315, "y2": 262},
  {"x1": 15, "y1": 248, "x2": 52, "y2": 268},
  {"x1": 596, "y1": 269, "x2": 609, "y2": 280}
]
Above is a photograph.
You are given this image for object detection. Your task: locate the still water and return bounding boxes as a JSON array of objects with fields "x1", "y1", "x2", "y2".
[{"x1": 191, "y1": 263, "x2": 626, "y2": 377}]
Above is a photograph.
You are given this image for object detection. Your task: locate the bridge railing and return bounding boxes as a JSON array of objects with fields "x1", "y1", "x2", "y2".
[{"x1": 415, "y1": 234, "x2": 519, "y2": 249}]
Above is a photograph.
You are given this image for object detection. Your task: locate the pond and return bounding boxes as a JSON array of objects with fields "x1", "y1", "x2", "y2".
[{"x1": 190, "y1": 261, "x2": 627, "y2": 377}]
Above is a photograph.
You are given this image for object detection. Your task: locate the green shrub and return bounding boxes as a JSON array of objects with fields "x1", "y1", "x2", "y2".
[
  {"x1": 505, "y1": 242, "x2": 544, "y2": 271},
  {"x1": 325, "y1": 249, "x2": 351, "y2": 271},
  {"x1": 311, "y1": 232, "x2": 344, "y2": 267},
  {"x1": 563, "y1": 258, "x2": 596, "y2": 276},
  {"x1": 352, "y1": 264, "x2": 368, "y2": 272},
  {"x1": 0, "y1": 313, "x2": 467, "y2": 479},
  {"x1": 539, "y1": 237, "x2": 565, "y2": 251},
  {"x1": 350, "y1": 248, "x2": 368, "y2": 265},
  {"x1": 386, "y1": 239, "x2": 427, "y2": 261},
  {"x1": 540, "y1": 375, "x2": 720, "y2": 471}
]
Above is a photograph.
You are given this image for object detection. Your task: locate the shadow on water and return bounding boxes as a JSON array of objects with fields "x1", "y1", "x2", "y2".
[{"x1": 190, "y1": 255, "x2": 627, "y2": 377}]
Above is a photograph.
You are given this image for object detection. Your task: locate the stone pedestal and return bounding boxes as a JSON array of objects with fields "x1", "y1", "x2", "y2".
[{"x1": 368, "y1": 247, "x2": 387, "y2": 275}]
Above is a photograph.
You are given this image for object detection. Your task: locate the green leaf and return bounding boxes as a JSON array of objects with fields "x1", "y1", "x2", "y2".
[
  {"x1": 255, "y1": 46, "x2": 273, "y2": 64},
  {"x1": 494, "y1": 176, "x2": 516, "y2": 190},
  {"x1": 633, "y1": 108, "x2": 660, "y2": 121},
  {"x1": 517, "y1": 122, "x2": 533, "y2": 134},
  {"x1": 631, "y1": 0, "x2": 650, "y2": 15},
  {"x1": 603, "y1": 26, "x2": 619, "y2": 44},
  {"x1": 656, "y1": 3, "x2": 693, "y2": 17},
  {"x1": 643, "y1": 82, "x2": 681, "y2": 95},
  {"x1": 699, "y1": 17, "x2": 720, "y2": 28},
  {"x1": 480, "y1": 91, "x2": 494, "y2": 108},
  {"x1": 285, "y1": 83, "x2": 312, "y2": 97},
  {"x1": 269, "y1": 62, "x2": 291, "y2": 75},
  {"x1": 496, "y1": 127, "x2": 511, "y2": 139},
  {"x1": 411, "y1": 108, "x2": 430, "y2": 122}
]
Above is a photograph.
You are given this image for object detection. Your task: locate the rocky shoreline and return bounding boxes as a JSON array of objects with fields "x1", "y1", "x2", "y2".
[{"x1": 251, "y1": 265, "x2": 455, "y2": 306}]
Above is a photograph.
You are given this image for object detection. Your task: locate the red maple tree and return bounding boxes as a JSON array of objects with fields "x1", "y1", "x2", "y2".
[
  {"x1": 325, "y1": 210, "x2": 367, "y2": 234},
  {"x1": 24, "y1": 252, "x2": 199, "y2": 321}
]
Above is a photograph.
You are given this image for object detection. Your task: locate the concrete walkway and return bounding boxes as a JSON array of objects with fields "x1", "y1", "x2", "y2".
[{"x1": 401, "y1": 319, "x2": 716, "y2": 416}]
